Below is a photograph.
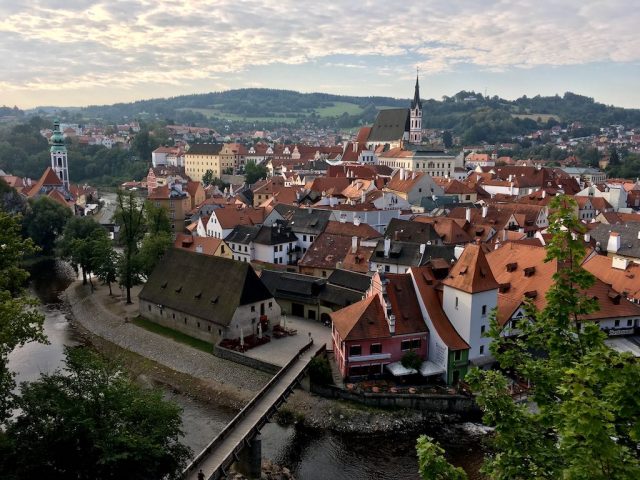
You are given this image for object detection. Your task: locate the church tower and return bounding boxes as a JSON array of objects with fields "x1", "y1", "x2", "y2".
[
  {"x1": 409, "y1": 73, "x2": 423, "y2": 145},
  {"x1": 50, "y1": 120, "x2": 69, "y2": 190}
]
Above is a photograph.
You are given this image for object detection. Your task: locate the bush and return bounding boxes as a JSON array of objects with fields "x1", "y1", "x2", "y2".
[
  {"x1": 401, "y1": 350, "x2": 423, "y2": 371},
  {"x1": 308, "y1": 355, "x2": 333, "y2": 386}
]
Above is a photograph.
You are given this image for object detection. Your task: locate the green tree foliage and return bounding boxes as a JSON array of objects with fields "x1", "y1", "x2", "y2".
[
  {"x1": 130, "y1": 128, "x2": 160, "y2": 161},
  {"x1": 22, "y1": 196, "x2": 72, "y2": 255},
  {"x1": 609, "y1": 147, "x2": 620, "y2": 166},
  {"x1": 308, "y1": 356, "x2": 333, "y2": 386},
  {"x1": 401, "y1": 350, "x2": 423, "y2": 371},
  {"x1": 145, "y1": 200, "x2": 172, "y2": 235},
  {"x1": 114, "y1": 191, "x2": 146, "y2": 303},
  {"x1": 418, "y1": 196, "x2": 640, "y2": 480},
  {"x1": 442, "y1": 130, "x2": 453, "y2": 148},
  {"x1": 58, "y1": 217, "x2": 107, "y2": 287},
  {"x1": 245, "y1": 161, "x2": 268, "y2": 184},
  {"x1": 2, "y1": 347, "x2": 191, "y2": 480},
  {"x1": 0, "y1": 178, "x2": 26, "y2": 215},
  {"x1": 202, "y1": 169, "x2": 215, "y2": 187},
  {"x1": 138, "y1": 232, "x2": 173, "y2": 278},
  {"x1": 92, "y1": 234, "x2": 119, "y2": 295},
  {"x1": 0, "y1": 210, "x2": 44, "y2": 422},
  {"x1": 416, "y1": 435, "x2": 467, "y2": 480}
]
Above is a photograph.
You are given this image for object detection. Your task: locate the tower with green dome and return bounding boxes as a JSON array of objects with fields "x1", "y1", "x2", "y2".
[{"x1": 50, "y1": 119, "x2": 69, "y2": 190}]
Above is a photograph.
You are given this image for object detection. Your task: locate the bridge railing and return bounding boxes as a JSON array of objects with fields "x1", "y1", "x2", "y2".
[{"x1": 182, "y1": 339, "x2": 319, "y2": 478}]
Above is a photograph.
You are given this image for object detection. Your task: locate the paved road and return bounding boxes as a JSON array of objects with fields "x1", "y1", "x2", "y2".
[{"x1": 185, "y1": 344, "x2": 321, "y2": 480}]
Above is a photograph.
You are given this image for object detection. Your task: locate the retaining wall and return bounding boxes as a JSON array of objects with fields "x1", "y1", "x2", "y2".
[{"x1": 213, "y1": 344, "x2": 281, "y2": 375}]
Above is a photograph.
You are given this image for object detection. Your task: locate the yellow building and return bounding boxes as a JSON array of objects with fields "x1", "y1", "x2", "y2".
[{"x1": 185, "y1": 144, "x2": 223, "y2": 181}]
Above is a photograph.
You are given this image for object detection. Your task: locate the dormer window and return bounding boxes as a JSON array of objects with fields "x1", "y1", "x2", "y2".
[{"x1": 523, "y1": 267, "x2": 535, "y2": 277}]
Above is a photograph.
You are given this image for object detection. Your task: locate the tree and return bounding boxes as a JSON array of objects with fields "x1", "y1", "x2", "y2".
[
  {"x1": 22, "y1": 196, "x2": 72, "y2": 255},
  {"x1": 609, "y1": 147, "x2": 620, "y2": 166},
  {"x1": 0, "y1": 210, "x2": 44, "y2": 423},
  {"x1": 418, "y1": 196, "x2": 640, "y2": 480},
  {"x1": 92, "y1": 234, "x2": 119, "y2": 295},
  {"x1": 244, "y1": 161, "x2": 268, "y2": 184},
  {"x1": 58, "y1": 216, "x2": 106, "y2": 287},
  {"x1": 145, "y1": 200, "x2": 171, "y2": 235},
  {"x1": 417, "y1": 436, "x2": 466, "y2": 480},
  {"x1": 442, "y1": 130, "x2": 453, "y2": 148},
  {"x1": 114, "y1": 191, "x2": 146, "y2": 304},
  {"x1": 138, "y1": 232, "x2": 172, "y2": 278},
  {"x1": 202, "y1": 169, "x2": 215, "y2": 187},
  {"x1": 3, "y1": 347, "x2": 191, "y2": 480}
]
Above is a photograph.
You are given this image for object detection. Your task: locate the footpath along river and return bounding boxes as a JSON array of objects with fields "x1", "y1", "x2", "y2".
[{"x1": 8, "y1": 259, "x2": 484, "y2": 479}]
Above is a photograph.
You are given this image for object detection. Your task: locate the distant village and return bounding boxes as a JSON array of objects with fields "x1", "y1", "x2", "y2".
[{"x1": 2, "y1": 76, "x2": 640, "y2": 390}]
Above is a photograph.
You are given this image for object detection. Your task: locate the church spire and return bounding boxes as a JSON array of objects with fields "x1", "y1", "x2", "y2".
[{"x1": 411, "y1": 68, "x2": 422, "y2": 110}]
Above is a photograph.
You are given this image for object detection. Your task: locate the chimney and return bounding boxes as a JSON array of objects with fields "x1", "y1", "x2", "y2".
[
  {"x1": 482, "y1": 205, "x2": 488, "y2": 218},
  {"x1": 351, "y1": 236, "x2": 358, "y2": 254},
  {"x1": 195, "y1": 244, "x2": 203, "y2": 253},
  {"x1": 509, "y1": 182, "x2": 514, "y2": 196},
  {"x1": 353, "y1": 216, "x2": 361, "y2": 226},
  {"x1": 607, "y1": 232, "x2": 620, "y2": 253},
  {"x1": 612, "y1": 256, "x2": 629, "y2": 270},
  {"x1": 584, "y1": 232, "x2": 591, "y2": 243},
  {"x1": 400, "y1": 168, "x2": 405, "y2": 181},
  {"x1": 419, "y1": 243, "x2": 426, "y2": 256},
  {"x1": 465, "y1": 207, "x2": 471, "y2": 223},
  {"x1": 384, "y1": 237, "x2": 391, "y2": 258},
  {"x1": 361, "y1": 190, "x2": 365, "y2": 203},
  {"x1": 542, "y1": 190, "x2": 546, "y2": 198},
  {"x1": 388, "y1": 314, "x2": 396, "y2": 335}
]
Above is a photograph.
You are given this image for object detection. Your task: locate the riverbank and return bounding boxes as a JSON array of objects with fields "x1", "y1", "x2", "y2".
[{"x1": 65, "y1": 281, "x2": 481, "y2": 435}]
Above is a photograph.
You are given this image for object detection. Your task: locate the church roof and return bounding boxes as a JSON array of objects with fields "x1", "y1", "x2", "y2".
[
  {"x1": 26, "y1": 167, "x2": 63, "y2": 197},
  {"x1": 367, "y1": 108, "x2": 409, "y2": 142},
  {"x1": 411, "y1": 75, "x2": 422, "y2": 110}
]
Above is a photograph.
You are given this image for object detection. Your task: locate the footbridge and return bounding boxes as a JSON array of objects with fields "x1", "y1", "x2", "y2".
[{"x1": 183, "y1": 340, "x2": 325, "y2": 480}]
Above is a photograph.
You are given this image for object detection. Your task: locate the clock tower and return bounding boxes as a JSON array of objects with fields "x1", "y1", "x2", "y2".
[{"x1": 50, "y1": 120, "x2": 69, "y2": 190}]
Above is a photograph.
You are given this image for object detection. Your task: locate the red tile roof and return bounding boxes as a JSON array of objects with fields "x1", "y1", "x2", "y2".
[
  {"x1": 385, "y1": 274, "x2": 429, "y2": 335},
  {"x1": 331, "y1": 295, "x2": 389, "y2": 341},
  {"x1": 443, "y1": 243, "x2": 499, "y2": 294}
]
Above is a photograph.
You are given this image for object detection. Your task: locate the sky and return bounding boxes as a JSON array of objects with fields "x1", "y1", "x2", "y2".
[{"x1": 1, "y1": 0, "x2": 639, "y2": 109}]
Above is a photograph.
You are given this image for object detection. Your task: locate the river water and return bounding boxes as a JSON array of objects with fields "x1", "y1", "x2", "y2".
[{"x1": 8, "y1": 259, "x2": 483, "y2": 479}]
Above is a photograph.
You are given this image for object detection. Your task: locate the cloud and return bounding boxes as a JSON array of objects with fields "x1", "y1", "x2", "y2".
[{"x1": 0, "y1": 0, "x2": 637, "y2": 104}]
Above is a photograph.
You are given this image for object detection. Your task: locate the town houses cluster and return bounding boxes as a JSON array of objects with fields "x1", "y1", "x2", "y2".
[
  {"x1": 129, "y1": 76, "x2": 640, "y2": 386},
  {"x1": 4, "y1": 77, "x2": 640, "y2": 388}
]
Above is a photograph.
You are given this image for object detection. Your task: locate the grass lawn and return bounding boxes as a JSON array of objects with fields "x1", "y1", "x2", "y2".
[
  {"x1": 132, "y1": 316, "x2": 213, "y2": 354},
  {"x1": 314, "y1": 101, "x2": 363, "y2": 117},
  {"x1": 177, "y1": 108, "x2": 299, "y2": 124}
]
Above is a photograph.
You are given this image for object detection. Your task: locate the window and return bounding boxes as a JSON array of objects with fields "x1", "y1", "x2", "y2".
[
  {"x1": 370, "y1": 344, "x2": 382, "y2": 354},
  {"x1": 480, "y1": 345, "x2": 485, "y2": 355},
  {"x1": 628, "y1": 319, "x2": 633, "y2": 327},
  {"x1": 172, "y1": 313, "x2": 175, "y2": 319},
  {"x1": 411, "y1": 339, "x2": 421, "y2": 349},
  {"x1": 481, "y1": 325, "x2": 486, "y2": 335},
  {"x1": 384, "y1": 265, "x2": 390, "y2": 273},
  {"x1": 303, "y1": 235, "x2": 307, "y2": 242},
  {"x1": 184, "y1": 318, "x2": 187, "y2": 325},
  {"x1": 148, "y1": 305, "x2": 151, "y2": 312},
  {"x1": 349, "y1": 345, "x2": 362, "y2": 356},
  {"x1": 455, "y1": 296, "x2": 459, "y2": 309},
  {"x1": 401, "y1": 340, "x2": 412, "y2": 351},
  {"x1": 481, "y1": 305, "x2": 487, "y2": 316},
  {"x1": 197, "y1": 322, "x2": 201, "y2": 329},
  {"x1": 454, "y1": 350, "x2": 462, "y2": 361},
  {"x1": 269, "y1": 302, "x2": 273, "y2": 308},
  {"x1": 251, "y1": 305, "x2": 255, "y2": 312},
  {"x1": 615, "y1": 319, "x2": 620, "y2": 327},
  {"x1": 322, "y1": 270, "x2": 327, "y2": 277},
  {"x1": 221, "y1": 245, "x2": 225, "y2": 254},
  {"x1": 207, "y1": 325, "x2": 211, "y2": 332},
  {"x1": 274, "y1": 246, "x2": 278, "y2": 253}
]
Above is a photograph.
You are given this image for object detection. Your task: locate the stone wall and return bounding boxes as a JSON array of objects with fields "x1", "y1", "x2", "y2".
[
  {"x1": 139, "y1": 299, "x2": 222, "y2": 343},
  {"x1": 311, "y1": 384, "x2": 481, "y2": 417},
  {"x1": 213, "y1": 344, "x2": 281, "y2": 375}
]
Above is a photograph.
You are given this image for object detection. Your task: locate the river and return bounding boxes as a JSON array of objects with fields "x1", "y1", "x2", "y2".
[{"x1": 8, "y1": 259, "x2": 483, "y2": 479}]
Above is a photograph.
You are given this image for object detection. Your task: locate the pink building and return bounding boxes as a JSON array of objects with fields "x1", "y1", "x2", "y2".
[{"x1": 330, "y1": 274, "x2": 428, "y2": 379}]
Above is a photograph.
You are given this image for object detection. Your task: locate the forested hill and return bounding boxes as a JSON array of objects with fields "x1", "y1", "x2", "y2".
[{"x1": 28, "y1": 88, "x2": 640, "y2": 137}]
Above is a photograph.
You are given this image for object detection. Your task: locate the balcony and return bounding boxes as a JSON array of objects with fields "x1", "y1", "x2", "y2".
[{"x1": 348, "y1": 353, "x2": 392, "y2": 362}]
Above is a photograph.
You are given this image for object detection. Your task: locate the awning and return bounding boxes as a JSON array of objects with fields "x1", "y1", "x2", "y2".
[
  {"x1": 385, "y1": 361, "x2": 417, "y2": 376},
  {"x1": 419, "y1": 360, "x2": 445, "y2": 377}
]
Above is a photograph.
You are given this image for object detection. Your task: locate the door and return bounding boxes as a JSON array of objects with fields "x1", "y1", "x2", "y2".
[{"x1": 291, "y1": 303, "x2": 304, "y2": 317}]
